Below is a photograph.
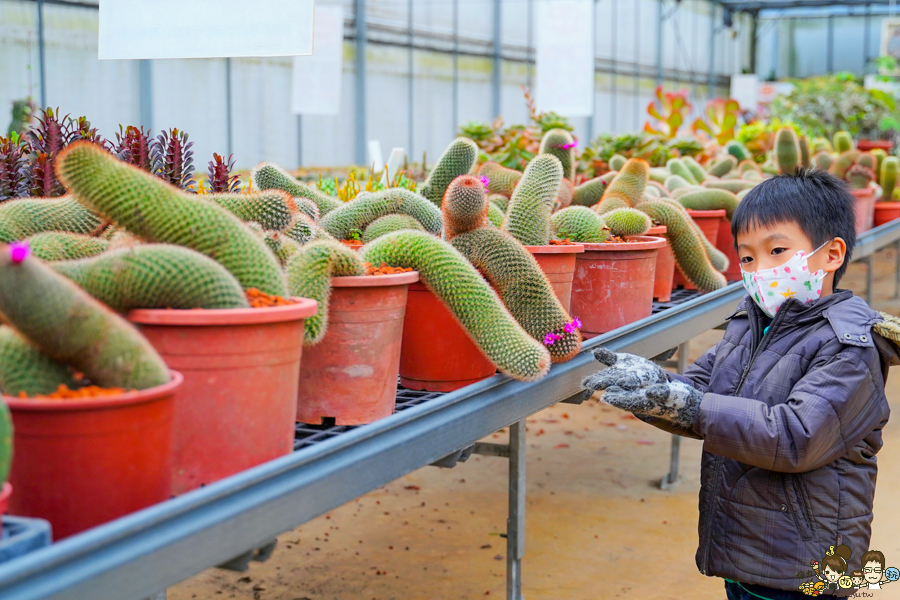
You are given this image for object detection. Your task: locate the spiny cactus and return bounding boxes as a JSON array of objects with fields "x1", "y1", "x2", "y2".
[
  {"x1": 488, "y1": 193, "x2": 510, "y2": 212},
  {"x1": 450, "y1": 227, "x2": 581, "y2": 362},
  {"x1": 602, "y1": 207, "x2": 652, "y2": 237},
  {"x1": 0, "y1": 325, "x2": 81, "y2": 397},
  {"x1": 647, "y1": 180, "x2": 671, "y2": 197},
  {"x1": 676, "y1": 189, "x2": 740, "y2": 220},
  {"x1": 361, "y1": 231, "x2": 550, "y2": 381},
  {"x1": 833, "y1": 131, "x2": 854, "y2": 154},
  {"x1": 671, "y1": 185, "x2": 703, "y2": 199},
  {"x1": 252, "y1": 162, "x2": 342, "y2": 216},
  {"x1": 478, "y1": 162, "x2": 522, "y2": 197},
  {"x1": 442, "y1": 175, "x2": 489, "y2": 240},
  {"x1": 0, "y1": 243, "x2": 170, "y2": 390},
  {"x1": 741, "y1": 170, "x2": 764, "y2": 182},
  {"x1": 254, "y1": 227, "x2": 300, "y2": 266},
  {"x1": 608, "y1": 154, "x2": 627, "y2": 172},
  {"x1": 571, "y1": 172, "x2": 615, "y2": 207},
  {"x1": 856, "y1": 152, "x2": 877, "y2": 171},
  {"x1": 872, "y1": 148, "x2": 888, "y2": 183},
  {"x1": 501, "y1": 154, "x2": 563, "y2": 246},
  {"x1": 703, "y1": 179, "x2": 756, "y2": 194},
  {"x1": 707, "y1": 156, "x2": 737, "y2": 177},
  {"x1": 774, "y1": 127, "x2": 801, "y2": 174},
  {"x1": 847, "y1": 165, "x2": 875, "y2": 190},
  {"x1": 487, "y1": 202, "x2": 505, "y2": 227},
  {"x1": 204, "y1": 190, "x2": 297, "y2": 232},
  {"x1": 799, "y1": 136, "x2": 811, "y2": 169},
  {"x1": 286, "y1": 240, "x2": 366, "y2": 345},
  {"x1": 283, "y1": 213, "x2": 335, "y2": 245},
  {"x1": 666, "y1": 158, "x2": 698, "y2": 185},
  {"x1": 56, "y1": 142, "x2": 287, "y2": 296},
  {"x1": 362, "y1": 214, "x2": 426, "y2": 243},
  {"x1": 539, "y1": 129, "x2": 576, "y2": 180},
  {"x1": 594, "y1": 158, "x2": 648, "y2": 212},
  {"x1": 739, "y1": 160, "x2": 762, "y2": 175},
  {"x1": 0, "y1": 196, "x2": 105, "y2": 243},
  {"x1": 320, "y1": 188, "x2": 442, "y2": 240},
  {"x1": 648, "y1": 167, "x2": 668, "y2": 184},
  {"x1": 725, "y1": 140, "x2": 751, "y2": 162},
  {"x1": 664, "y1": 175, "x2": 691, "y2": 191},
  {"x1": 829, "y1": 150, "x2": 861, "y2": 179},
  {"x1": 107, "y1": 230, "x2": 142, "y2": 250},
  {"x1": 881, "y1": 157, "x2": 899, "y2": 201},
  {"x1": 644, "y1": 185, "x2": 661, "y2": 198},
  {"x1": 813, "y1": 151, "x2": 834, "y2": 172},
  {"x1": 419, "y1": 138, "x2": 479, "y2": 206},
  {"x1": 682, "y1": 156, "x2": 707, "y2": 183},
  {"x1": 25, "y1": 231, "x2": 109, "y2": 261},
  {"x1": 556, "y1": 178, "x2": 575, "y2": 209},
  {"x1": 551, "y1": 206, "x2": 608, "y2": 243},
  {"x1": 52, "y1": 244, "x2": 250, "y2": 311}
]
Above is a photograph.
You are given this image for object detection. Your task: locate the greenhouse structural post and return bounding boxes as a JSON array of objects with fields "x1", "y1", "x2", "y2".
[
  {"x1": 452, "y1": 0, "x2": 459, "y2": 135},
  {"x1": 656, "y1": 0, "x2": 664, "y2": 86},
  {"x1": 708, "y1": 3, "x2": 716, "y2": 99},
  {"x1": 506, "y1": 419, "x2": 526, "y2": 600},
  {"x1": 37, "y1": 0, "x2": 46, "y2": 109},
  {"x1": 355, "y1": 0, "x2": 367, "y2": 166},
  {"x1": 827, "y1": 14, "x2": 835, "y2": 73},
  {"x1": 749, "y1": 10, "x2": 758, "y2": 75},
  {"x1": 493, "y1": 0, "x2": 502, "y2": 119},
  {"x1": 225, "y1": 58, "x2": 233, "y2": 159},
  {"x1": 407, "y1": 0, "x2": 414, "y2": 160},
  {"x1": 586, "y1": 0, "x2": 597, "y2": 142},
  {"x1": 138, "y1": 61, "x2": 153, "y2": 130},
  {"x1": 864, "y1": 4, "x2": 871, "y2": 67},
  {"x1": 611, "y1": 0, "x2": 618, "y2": 132}
]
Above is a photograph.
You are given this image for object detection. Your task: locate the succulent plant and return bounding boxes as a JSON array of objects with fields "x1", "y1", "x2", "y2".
[
  {"x1": 677, "y1": 189, "x2": 740, "y2": 220},
  {"x1": 856, "y1": 152, "x2": 877, "y2": 172},
  {"x1": 725, "y1": 140, "x2": 751, "y2": 162},
  {"x1": 602, "y1": 207, "x2": 652, "y2": 237},
  {"x1": 204, "y1": 190, "x2": 298, "y2": 232},
  {"x1": 259, "y1": 229, "x2": 301, "y2": 266},
  {"x1": 207, "y1": 153, "x2": 241, "y2": 193},
  {"x1": 487, "y1": 202, "x2": 505, "y2": 227},
  {"x1": 594, "y1": 158, "x2": 648, "y2": 213},
  {"x1": 847, "y1": 165, "x2": 875, "y2": 190},
  {"x1": 283, "y1": 213, "x2": 335, "y2": 245},
  {"x1": 150, "y1": 128, "x2": 195, "y2": 192},
  {"x1": 813, "y1": 151, "x2": 834, "y2": 171},
  {"x1": 252, "y1": 162, "x2": 342, "y2": 216},
  {"x1": 871, "y1": 148, "x2": 888, "y2": 183},
  {"x1": 829, "y1": 150, "x2": 861, "y2": 179},
  {"x1": 501, "y1": 154, "x2": 563, "y2": 246},
  {"x1": 833, "y1": 131, "x2": 854, "y2": 154},
  {"x1": 488, "y1": 193, "x2": 510, "y2": 212},
  {"x1": 773, "y1": 127, "x2": 801, "y2": 174},
  {"x1": 666, "y1": 158, "x2": 698, "y2": 185},
  {"x1": 114, "y1": 125, "x2": 155, "y2": 172},
  {"x1": 442, "y1": 175, "x2": 490, "y2": 241},
  {"x1": 7, "y1": 99, "x2": 34, "y2": 136},
  {"x1": 703, "y1": 179, "x2": 757, "y2": 194},
  {"x1": 24, "y1": 108, "x2": 99, "y2": 198},
  {"x1": 644, "y1": 87, "x2": 690, "y2": 139},
  {"x1": 25, "y1": 231, "x2": 109, "y2": 261},
  {"x1": 550, "y1": 206, "x2": 609, "y2": 243},
  {"x1": 0, "y1": 195, "x2": 104, "y2": 243},
  {"x1": 539, "y1": 129, "x2": 576, "y2": 180},
  {"x1": 682, "y1": 156, "x2": 707, "y2": 184},
  {"x1": 691, "y1": 98, "x2": 740, "y2": 145},
  {"x1": 707, "y1": 156, "x2": 737, "y2": 177},
  {"x1": 477, "y1": 162, "x2": 522, "y2": 197},
  {"x1": 799, "y1": 135, "x2": 811, "y2": 169},
  {"x1": 881, "y1": 156, "x2": 899, "y2": 201},
  {"x1": 320, "y1": 188, "x2": 442, "y2": 241},
  {"x1": 570, "y1": 172, "x2": 616, "y2": 207},
  {"x1": 0, "y1": 133, "x2": 28, "y2": 202},
  {"x1": 362, "y1": 214, "x2": 426, "y2": 243},
  {"x1": 419, "y1": 138, "x2": 479, "y2": 207},
  {"x1": 664, "y1": 175, "x2": 691, "y2": 192},
  {"x1": 608, "y1": 154, "x2": 627, "y2": 172},
  {"x1": 0, "y1": 324, "x2": 80, "y2": 397}
]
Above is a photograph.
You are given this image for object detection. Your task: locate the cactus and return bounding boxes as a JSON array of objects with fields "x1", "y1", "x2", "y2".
[
  {"x1": 450, "y1": 227, "x2": 581, "y2": 362},
  {"x1": 487, "y1": 202, "x2": 505, "y2": 227},
  {"x1": 108, "y1": 230, "x2": 142, "y2": 250},
  {"x1": 813, "y1": 151, "x2": 834, "y2": 171},
  {"x1": 420, "y1": 138, "x2": 479, "y2": 206},
  {"x1": 608, "y1": 154, "x2": 627, "y2": 172},
  {"x1": 742, "y1": 170, "x2": 764, "y2": 182},
  {"x1": 550, "y1": 206, "x2": 609, "y2": 243},
  {"x1": 556, "y1": 178, "x2": 575, "y2": 209},
  {"x1": 664, "y1": 175, "x2": 691, "y2": 192},
  {"x1": 648, "y1": 167, "x2": 668, "y2": 184},
  {"x1": 594, "y1": 159, "x2": 648, "y2": 212},
  {"x1": 829, "y1": 150, "x2": 861, "y2": 179},
  {"x1": 774, "y1": 127, "x2": 801, "y2": 174},
  {"x1": 488, "y1": 193, "x2": 510, "y2": 212},
  {"x1": 644, "y1": 185, "x2": 661, "y2": 198},
  {"x1": 799, "y1": 136, "x2": 811, "y2": 169},
  {"x1": 881, "y1": 157, "x2": 899, "y2": 201},
  {"x1": 704, "y1": 179, "x2": 756, "y2": 194},
  {"x1": 25, "y1": 232, "x2": 109, "y2": 261},
  {"x1": 539, "y1": 129, "x2": 577, "y2": 180},
  {"x1": 501, "y1": 154, "x2": 563, "y2": 246},
  {"x1": 56, "y1": 142, "x2": 287, "y2": 296},
  {"x1": 0, "y1": 325, "x2": 80, "y2": 397},
  {"x1": 671, "y1": 185, "x2": 703, "y2": 199},
  {"x1": 258, "y1": 228, "x2": 301, "y2": 266},
  {"x1": 571, "y1": 172, "x2": 614, "y2": 207},
  {"x1": 647, "y1": 180, "x2": 671, "y2": 197},
  {"x1": 252, "y1": 162, "x2": 342, "y2": 216},
  {"x1": 682, "y1": 156, "x2": 707, "y2": 183},
  {"x1": 871, "y1": 149, "x2": 887, "y2": 184},
  {"x1": 320, "y1": 188, "x2": 442, "y2": 240},
  {"x1": 725, "y1": 140, "x2": 751, "y2": 162},
  {"x1": 285, "y1": 240, "x2": 366, "y2": 345},
  {"x1": 0, "y1": 196, "x2": 105, "y2": 243},
  {"x1": 856, "y1": 152, "x2": 877, "y2": 171},
  {"x1": 204, "y1": 190, "x2": 297, "y2": 231},
  {"x1": 666, "y1": 158, "x2": 698, "y2": 185},
  {"x1": 442, "y1": 175, "x2": 490, "y2": 240},
  {"x1": 52, "y1": 244, "x2": 250, "y2": 311},
  {"x1": 478, "y1": 162, "x2": 522, "y2": 197},
  {"x1": 0, "y1": 243, "x2": 170, "y2": 390},
  {"x1": 833, "y1": 131, "x2": 854, "y2": 154},
  {"x1": 707, "y1": 156, "x2": 737, "y2": 177},
  {"x1": 637, "y1": 201, "x2": 726, "y2": 292},
  {"x1": 736, "y1": 188, "x2": 753, "y2": 201},
  {"x1": 739, "y1": 160, "x2": 762, "y2": 175},
  {"x1": 847, "y1": 165, "x2": 875, "y2": 190},
  {"x1": 602, "y1": 207, "x2": 652, "y2": 237},
  {"x1": 362, "y1": 214, "x2": 426, "y2": 243},
  {"x1": 283, "y1": 213, "x2": 335, "y2": 245},
  {"x1": 676, "y1": 189, "x2": 740, "y2": 220},
  {"x1": 361, "y1": 231, "x2": 551, "y2": 381}
]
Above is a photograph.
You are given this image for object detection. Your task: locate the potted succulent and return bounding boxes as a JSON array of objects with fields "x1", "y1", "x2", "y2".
[{"x1": 874, "y1": 156, "x2": 900, "y2": 227}]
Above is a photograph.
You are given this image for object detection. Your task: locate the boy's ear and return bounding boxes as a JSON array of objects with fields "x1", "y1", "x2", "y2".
[{"x1": 822, "y1": 237, "x2": 847, "y2": 274}]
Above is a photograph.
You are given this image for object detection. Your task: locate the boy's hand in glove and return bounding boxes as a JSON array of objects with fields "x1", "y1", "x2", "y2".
[{"x1": 582, "y1": 348, "x2": 668, "y2": 392}]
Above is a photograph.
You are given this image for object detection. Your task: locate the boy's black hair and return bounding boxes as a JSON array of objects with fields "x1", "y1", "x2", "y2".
[{"x1": 731, "y1": 168, "x2": 856, "y2": 286}]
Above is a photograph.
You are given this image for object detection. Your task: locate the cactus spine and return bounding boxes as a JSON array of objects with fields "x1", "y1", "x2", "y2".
[
  {"x1": 0, "y1": 325, "x2": 80, "y2": 396},
  {"x1": 677, "y1": 189, "x2": 740, "y2": 220},
  {"x1": 205, "y1": 190, "x2": 298, "y2": 231},
  {"x1": 595, "y1": 158, "x2": 648, "y2": 212},
  {"x1": 319, "y1": 188, "x2": 442, "y2": 240},
  {"x1": 362, "y1": 214, "x2": 426, "y2": 243},
  {"x1": 487, "y1": 202, "x2": 505, "y2": 227},
  {"x1": 442, "y1": 175, "x2": 490, "y2": 241},
  {"x1": 501, "y1": 154, "x2": 563, "y2": 246},
  {"x1": 251, "y1": 162, "x2": 341, "y2": 216},
  {"x1": 571, "y1": 173, "x2": 614, "y2": 207},
  {"x1": 881, "y1": 157, "x2": 899, "y2": 201},
  {"x1": 478, "y1": 162, "x2": 522, "y2": 197},
  {"x1": 608, "y1": 154, "x2": 627, "y2": 172},
  {"x1": 774, "y1": 127, "x2": 801, "y2": 174},
  {"x1": 25, "y1": 232, "x2": 109, "y2": 261},
  {"x1": 0, "y1": 196, "x2": 104, "y2": 243},
  {"x1": 550, "y1": 207, "x2": 609, "y2": 243},
  {"x1": 420, "y1": 138, "x2": 479, "y2": 206},
  {"x1": 539, "y1": 129, "x2": 576, "y2": 180},
  {"x1": 284, "y1": 213, "x2": 335, "y2": 245},
  {"x1": 602, "y1": 207, "x2": 652, "y2": 237}
]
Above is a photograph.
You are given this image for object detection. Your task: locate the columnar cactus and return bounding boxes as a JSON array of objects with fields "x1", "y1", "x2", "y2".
[
  {"x1": 252, "y1": 162, "x2": 342, "y2": 216},
  {"x1": 594, "y1": 158, "x2": 648, "y2": 212},
  {"x1": 608, "y1": 154, "x2": 627, "y2": 172},
  {"x1": 725, "y1": 141, "x2": 751, "y2": 162},
  {"x1": 320, "y1": 188, "x2": 442, "y2": 240},
  {"x1": 846, "y1": 165, "x2": 875, "y2": 190},
  {"x1": 442, "y1": 175, "x2": 490, "y2": 240},
  {"x1": 25, "y1": 231, "x2": 109, "y2": 261},
  {"x1": 602, "y1": 207, "x2": 652, "y2": 237},
  {"x1": 501, "y1": 154, "x2": 563, "y2": 246},
  {"x1": 258, "y1": 229, "x2": 301, "y2": 266},
  {"x1": 799, "y1": 136, "x2": 811, "y2": 169},
  {"x1": 703, "y1": 179, "x2": 756, "y2": 194},
  {"x1": 0, "y1": 325, "x2": 80, "y2": 396},
  {"x1": 833, "y1": 131, "x2": 854, "y2": 154},
  {"x1": 856, "y1": 152, "x2": 877, "y2": 172},
  {"x1": 677, "y1": 189, "x2": 740, "y2": 219},
  {"x1": 419, "y1": 138, "x2": 479, "y2": 206},
  {"x1": 488, "y1": 193, "x2": 510, "y2": 212},
  {"x1": 664, "y1": 175, "x2": 691, "y2": 191},
  {"x1": 550, "y1": 206, "x2": 609, "y2": 243},
  {"x1": 774, "y1": 127, "x2": 801, "y2": 174},
  {"x1": 829, "y1": 150, "x2": 861, "y2": 179},
  {"x1": 666, "y1": 158, "x2": 698, "y2": 185},
  {"x1": 487, "y1": 202, "x2": 505, "y2": 227},
  {"x1": 539, "y1": 129, "x2": 576, "y2": 180},
  {"x1": 478, "y1": 162, "x2": 522, "y2": 197},
  {"x1": 283, "y1": 213, "x2": 335, "y2": 245},
  {"x1": 682, "y1": 156, "x2": 707, "y2": 183},
  {"x1": 205, "y1": 190, "x2": 298, "y2": 231},
  {"x1": 813, "y1": 151, "x2": 834, "y2": 172},
  {"x1": 56, "y1": 142, "x2": 287, "y2": 296},
  {"x1": 0, "y1": 196, "x2": 104, "y2": 243},
  {"x1": 871, "y1": 148, "x2": 888, "y2": 183},
  {"x1": 881, "y1": 156, "x2": 899, "y2": 201},
  {"x1": 362, "y1": 214, "x2": 426, "y2": 243},
  {"x1": 707, "y1": 156, "x2": 737, "y2": 177},
  {"x1": 571, "y1": 172, "x2": 616, "y2": 207}
]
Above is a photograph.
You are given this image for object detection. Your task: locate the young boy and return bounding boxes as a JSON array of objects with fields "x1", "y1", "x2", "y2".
[{"x1": 583, "y1": 169, "x2": 896, "y2": 600}]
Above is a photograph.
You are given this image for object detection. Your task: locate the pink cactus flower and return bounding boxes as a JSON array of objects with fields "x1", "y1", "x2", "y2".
[{"x1": 9, "y1": 241, "x2": 29, "y2": 264}]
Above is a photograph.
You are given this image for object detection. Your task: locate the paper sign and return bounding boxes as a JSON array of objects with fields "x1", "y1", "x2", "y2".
[
  {"x1": 99, "y1": 0, "x2": 314, "y2": 60},
  {"x1": 379, "y1": 148, "x2": 406, "y2": 185},
  {"x1": 535, "y1": 0, "x2": 594, "y2": 116},
  {"x1": 292, "y1": 5, "x2": 345, "y2": 115},
  {"x1": 368, "y1": 141, "x2": 384, "y2": 173},
  {"x1": 729, "y1": 74, "x2": 758, "y2": 111}
]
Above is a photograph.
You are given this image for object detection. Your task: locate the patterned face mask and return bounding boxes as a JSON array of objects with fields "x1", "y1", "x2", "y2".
[{"x1": 740, "y1": 241, "x2": 830, "y2": 318}]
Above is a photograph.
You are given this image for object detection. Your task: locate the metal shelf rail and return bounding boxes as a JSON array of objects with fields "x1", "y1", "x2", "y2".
[{"x1": 1, "y1": 219, "x2": 899, "y2": 600}]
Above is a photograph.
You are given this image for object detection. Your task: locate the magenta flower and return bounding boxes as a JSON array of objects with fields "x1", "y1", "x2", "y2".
[
  {"x1": 480, "y1": 175, "x2": 490, "y2": 188},
  {"x1": 543, "y1": 332, "x2": 557, "y2": 345},
  {"x1": 572, "y1": 317, "x2": 582, "y2": 328},
  {"x1": 558, "y1": 141, "x2": 578, "y2": 150},
  {"x1": 9, "y1": 241, "x2": 29, "y2": 264}
]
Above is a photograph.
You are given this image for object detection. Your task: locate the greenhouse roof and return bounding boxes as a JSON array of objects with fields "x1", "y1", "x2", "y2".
[{"x1": 715, "y1": 0, "x2": 900, "y2": 10}]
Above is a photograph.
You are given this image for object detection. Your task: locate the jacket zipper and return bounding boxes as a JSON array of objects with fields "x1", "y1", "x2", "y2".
[{"x1": 699, "y1": 307, "x2": 783, "y2": 575}]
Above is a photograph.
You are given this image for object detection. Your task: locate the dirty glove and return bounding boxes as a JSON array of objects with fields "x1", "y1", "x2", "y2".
[
  {"x1": 602, "y1": 380, "x2": 703, "y2": 429},
  {"x1": 581, "y1": 348, "x2": 668, "y2": 393}
]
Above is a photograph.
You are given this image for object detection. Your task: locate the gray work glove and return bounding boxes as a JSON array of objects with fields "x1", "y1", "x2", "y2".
[{"x1": 582, "y1": 348, "x2": 668, "y2": 392}]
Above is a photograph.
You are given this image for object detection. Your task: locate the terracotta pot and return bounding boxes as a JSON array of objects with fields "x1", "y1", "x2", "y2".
[
  {"x1": 128, "y1": 299, "x2": 318, "y2": 495},
  {"x1": 850, "y1": 188, "x2": 876, "y2": 234},
  {"x1": 642, "y1": 225, "x2": 675, "y2": 302},
  {"x1": 857, "y1": 139, "x2": 893, "y2": 153},
  {"x1": 874, "y1": 201, "x2": 900, "y2": 227},
  {"x1": 399, "y1": 282, "x2": 496, "y2": 392},
  {"x1": 571, "y1": 236, "x2": 667, "y2": 338},
  {"x1": 297, "y1": 272, "x2": 419, "y2": 425},
  {"x1": 673, "y1": 209, "x2": 726, "y2": 290},
  {"x1": 525, "y1": 244, "x2": 584, "y2": 312},
  {"x1": 715, "y1": 219, "x2": 741, "y2": 282},
  {"x1": 0, "y1": 483, "x2": 10, "y2": 516},
  {"x1": 6, "y1": 372, "x2": 181, "y2": 539}
]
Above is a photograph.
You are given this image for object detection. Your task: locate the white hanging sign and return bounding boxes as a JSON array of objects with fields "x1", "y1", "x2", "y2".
[
  {"x1": 535, "y1": 0, "x2": 594, "y2": 117},
  {"x1": 291, "y1": 5, "x2": 345, "y2": 115},
  {"x1": 98, "y1": 0, "x2": 315, "y2": 60}
]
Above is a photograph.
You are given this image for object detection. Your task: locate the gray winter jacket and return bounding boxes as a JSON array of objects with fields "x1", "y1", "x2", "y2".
[{"x1": 644, "y1": 290, "x2": 897, "y2": 592}]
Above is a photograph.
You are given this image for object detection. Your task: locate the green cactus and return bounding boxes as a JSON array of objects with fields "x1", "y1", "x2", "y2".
[
  {"x1": 682, "y1": 156, "x2": 707, "y2": 183},
  {"x1": 488, "y1": 193, "x2": 510, "y2": 212},
  {"x1": 741, "y1": 170, "x2": 764, "y2": 182},
  {"x1": 283, "y1": 213, "x2": 336, "y2": 245},
  {"x1": 799, "y1": 136, "x2": 811, "y2": 169},
  {"x1": 361, "y1": 231, "x2": 551, "y2": 381},
  {"x1": 676, "y1": 189, "x2": 740, "y2": 220},
  {"x1": 671, "y1": 185, "x2": 704, "y2": 199},
  {"x1": 539, "y1": 129, "x2": 576, "y2": 180},
  {"x1": 647, "y1": 180, "x2": 671, "y2": 197},
  {"x1": 319, "y1": 188, "x2": 442, "y2": 240},
  {"x1": 57, "y1": 142, "x2": 287, "y2": 296},
  {"x1": 707, "y1": 156, "x2": 737, "y2": 177},
  {"x1": 550, "y1": 206, "x2": 609, "y2": 243},
  {"x1": 736, "y1": 188, "x2": 753, "y2": 201},
  {"x1": 0, "y1": 325, "x2": 80, "y2": 397},
  {"x1": 362, "y1": 214, "x2": 426, "y2": 243},
  {"x1": 813, "y1": 151, "x2": 834, "y2": 171},
  {"x1": 205, "y1": 190, "x2": 298, "y2": 231},
  {"x1": 856, "y1": 152, "x2": 877, "y2": 171},
  {"x1": 648, "y1": 167, "x2": 668, "y2": 184},
  {"x1": 774, "y1": 127, "x2": 801, "y2": 174},
  {"x1": 478, "y1": 162, "x2": 522, "y2": 197},
  {"x1": 556, "y1": 178, "x2": 575, "y2": 209},
  {"x1": 602, "y1": 207, "x2": 652, "y2": 237},
  {"x1": 25, "y1": 232, "x2": 109, "y2": 261},
  {"x1": 107, "y1": 230, "x2": 143, "y2": 250},
  {"x1": 833, "y1": 131, "x2": 854, "y2": 154},
  {"x1": 703, "y1": 179, "x2": 757, "y2": 194},
  {"x1": 725, "y1": 141, "x2": 751, "y2": 162},
  {"x1": 881, "y1": 157, "x2": 899, "y2": 201},
  {"x1": 487, "y1": 202, "x2": 505, "y2": 227},
  {"x1": 420, "y1": 137, "x2": 479, "y2": 206},
  {"x1": 761, "y1": 161, "x2": 780, "y2": 176},
  {"x1": 595, "y1": 158, "x2": 648, "y2": 212},
  {"x1": 847, "y1": 165, "x2": 875, "y2": 190},
  {"x1": 251, "y1": 162, "x2": 341, "y2": 216},
  {"x1": 450, "y1": 227, "x2": 581, "y2": 363},
  {"x1": 571, "y1": 173, "x2": 613, "y2": 207},
  {"x1": 871, "y1": 149, "x2": 888, "y2": 184},
  {"x1": 829, "y1": 150, "x2": 861, "y2": 179},
  {"x1": 501, "y1": 154, "x2": 563, "y2": 246},
  {"x1": 261, "y1": 230, "x2": 301, "y2": 266},
  {"x1": 442, "y1": 174, "x2": 490, "y2": 240},
  {"x1": 644, "y1": 185, "x2": 661, "y2": 198},
  {"x1": 666, "y1": 158, "x2": 699, "y2": 185},
  {"x1": 0, "y1": 243, "x2": 170, "y2": 390},
  {"x1": 285, "y1": 240, "x2": 366, "y2": 345},
  {"x1": 664, "y1": 175, "x2": 691, "y2": 192},
  {"x1": 739, "y1": 160, "x2": 762, "y2": 175},
  {"x1": 608, "y1": 154, "x2": 627, "y2": 172},
  {"x1": 52, "y1": 244, "x2": 250, "y2": 311},
  {"x1": 0, "y1": 196, "x2": 105, "y2": 243}
]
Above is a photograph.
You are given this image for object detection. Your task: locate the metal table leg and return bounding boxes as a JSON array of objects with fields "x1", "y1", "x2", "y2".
[
  {"x1": 507, "y1": 419, "x2": 526, "y2": 600},
  {"x1": 894, "y1": 240, "x2": 900, "y2": 300},
  {"x1": 660, "y1": 341, "x2": 689, "y2": 490},
  {"x1": 866, "y1": 256, "x2": 874, "y2": 305}
]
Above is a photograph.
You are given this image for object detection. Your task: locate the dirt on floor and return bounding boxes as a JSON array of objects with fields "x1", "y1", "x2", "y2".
[{"x1": 171, "y1": 249, "x2": 900, "y2": 600}]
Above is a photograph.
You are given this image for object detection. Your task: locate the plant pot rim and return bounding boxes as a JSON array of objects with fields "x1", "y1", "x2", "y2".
[
  {"x1": 4, "y1": 369, "x2": 183, "y2": 412},
  {"x1": 128, "y1": 297, "x2": 318, "y2": 326},
  {"x1": 581, "y1": 235, "x2": 668, "y2": 252},
  {"x1": 646, "y1": 225, "x2": 667, "y2": 235},
  {"x1": 850, "y1": 187, "x2": 877, "y2": 199},
  {"x1": 684, "y1": 209, "x2": 727, "y2": 218},
  {"x1": 0, "y1": 482, "x2": 10, "y2": 504},
  {"x1": 524, "y1": 244, "x2": 585, "y2": 254},
  {"x1": 332, "y1": 271, "x2": 420, "y2": 287},
  {"x1": 875, "y1": 201, "x2": 900, "y2": 207}
]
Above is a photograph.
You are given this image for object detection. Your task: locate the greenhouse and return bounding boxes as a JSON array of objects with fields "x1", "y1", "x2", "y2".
[{"x1": 1, "y1": 1, "x2": 900, "y2": 599}]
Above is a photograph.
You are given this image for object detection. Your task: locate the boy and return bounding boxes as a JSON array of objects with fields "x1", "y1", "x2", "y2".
[{"x1": 583, "y1": 169, "x2": 897, "y2": 600}]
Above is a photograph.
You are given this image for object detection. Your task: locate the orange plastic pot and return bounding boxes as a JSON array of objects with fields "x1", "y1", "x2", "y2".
[
  {"x1": 128, "y1": 299, "x2": 318, "y2": 495},
  {"x1": 851, "y1": 188, "x2": 876, "y2": 234},
  {"x1": 6, "y1": 372, "x2": 181, "y2": 539},
  {"x1": 715, "y1": 219, "x2": 742, "y2": 282},
  {"x1": 0, "y1": 482, "x2": 10, "y2": 516},
  {"x1": 571, "y1": 236, "x2": 667, "y2": 338},
  {"x1": 399, "y1": 282, "x2": 495, "y2": 392},
  {"x1": 643, "y1": 225, "x2": 675, "y2": 302},
  {"x1": 525, "y1": 244, "x2": 584, "y2": 312},
  {"x1": 673, "y1": 209, "x2": 726, "y2": 290},
  {"x1": 874, "y1": 201, "x2": 900, "y2": 227},
  {"x1": 297, "y1": 272, "x2": 419, "y2": 425},
  {"x1": 857, "y1": 139, "x2": 893, "y2": 153}
]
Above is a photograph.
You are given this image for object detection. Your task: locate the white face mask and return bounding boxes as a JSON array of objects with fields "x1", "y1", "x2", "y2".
[{"x1": 740, "y1": 241, "x2": 830, "y2": 318}]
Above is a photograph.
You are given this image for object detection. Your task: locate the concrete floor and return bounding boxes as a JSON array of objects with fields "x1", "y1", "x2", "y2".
[{"x1": 171, "y1": 249, "x2": 900, "y2": 600}]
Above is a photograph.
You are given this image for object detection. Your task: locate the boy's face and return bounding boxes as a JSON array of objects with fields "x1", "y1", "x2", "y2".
[
  {"x1": 864, "y1": 561, "x2": 883, "y2": 583},
  {"x1": 735, "y1": 221, "x2": 845, "y2": 281}
]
